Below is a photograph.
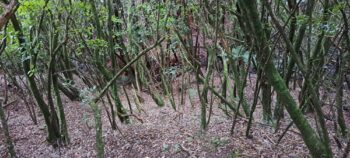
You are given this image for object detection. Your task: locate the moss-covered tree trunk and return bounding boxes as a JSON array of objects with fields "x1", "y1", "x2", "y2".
[
  {"x1": 261, "y1": 76, "x2": 272, "y2": 122},
  {"x1": 237, "y1": 0, "x2": 332, "y2": 157},
  {"x1": 90, "y1": 102, "x2": 104, "y2": 158},
  {"x1": 336, "y1": 7, "x2": 350, "y2": 137},
  {"x1": 89, "y1": 0, "x2": 129, "y2": 124},
  {"x1": 8, "y1": 9, "x2": 62, "y2": 145},
  {"x1": 0, "y1": 99, "x2": 16, "y2": 158}
]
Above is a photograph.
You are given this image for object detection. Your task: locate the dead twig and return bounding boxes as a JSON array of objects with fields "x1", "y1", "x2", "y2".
[
  {"x1": 2, "y1": 99, "x2": 17, "y2": 109},
  {"x1": 121, "y1": 113, "x2": 144, "y2": 124},
  {"x1": 179, "y1": 142, "x2": 194, "y2": 157}
]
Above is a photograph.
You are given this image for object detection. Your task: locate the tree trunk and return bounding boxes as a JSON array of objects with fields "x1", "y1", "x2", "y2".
[
  {"x1": 237, "y1": 0, "x2": 331, "y2": 157},
  {"x1": 0, "y1": 99, "x2": 16, "y2": 158}
]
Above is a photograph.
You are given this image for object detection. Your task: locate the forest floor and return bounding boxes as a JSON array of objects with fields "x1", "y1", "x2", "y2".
[{"x1": 1, "y1": 73, "x2": 350, "y2": 158}]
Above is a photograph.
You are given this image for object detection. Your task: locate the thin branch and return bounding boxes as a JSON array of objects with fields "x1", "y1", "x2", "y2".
[{"x1": 92, "y1": 37, "x2": 165, "y2": 103}]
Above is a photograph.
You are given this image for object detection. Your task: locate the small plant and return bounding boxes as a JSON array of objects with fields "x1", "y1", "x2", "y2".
[
  {"x1": 227, "y1": 151, "x2": 241, "y2": 158},
  {"x1": 211, "y1": 137, "x2": 229, "y2": 148},
  {"x1": 173, "y1": 143, "x2": 180, "y2": 152},
  {"x1": 162, "y1": 143, "x2": 170, "y2": 151},
  {"x1": 80, "y1": 86, "x2": 97, "y2": 105},
  {"x1": 79, "y1": 86, "x2": 104, "y2": 157}
]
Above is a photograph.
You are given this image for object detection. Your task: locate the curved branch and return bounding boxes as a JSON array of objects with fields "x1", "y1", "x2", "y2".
[{"x1": 0, "y1": 0, "x2": 18, "y2": 30}]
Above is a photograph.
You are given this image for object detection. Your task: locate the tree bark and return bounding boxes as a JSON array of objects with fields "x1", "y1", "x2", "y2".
[
  {"x1": 237, "y1": 0, "x2": 331, "y2": 157},
  {"x1": 0, "y1": 99, "x2": 16, "y2": 158}
]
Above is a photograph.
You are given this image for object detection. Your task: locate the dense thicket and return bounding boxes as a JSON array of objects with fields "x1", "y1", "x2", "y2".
[{"x1": 1, "y1": 0, "x2": 350, "y2": 157}]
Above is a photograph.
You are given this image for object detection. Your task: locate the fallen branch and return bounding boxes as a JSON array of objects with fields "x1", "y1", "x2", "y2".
[
  {"x1": 2, "y1": 99, "x2": 17, "y2": 108},
  {"x1": 126, "y1": 114, "x2": 144, "y2": 124},
  {"x1": 179, "y1": 142, "x2": 193, "y2": 157}
]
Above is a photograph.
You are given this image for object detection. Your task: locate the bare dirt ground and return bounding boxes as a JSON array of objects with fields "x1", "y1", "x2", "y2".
[{"x1": 1, "y1": 74, "x2": 349, "y2": 158}]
